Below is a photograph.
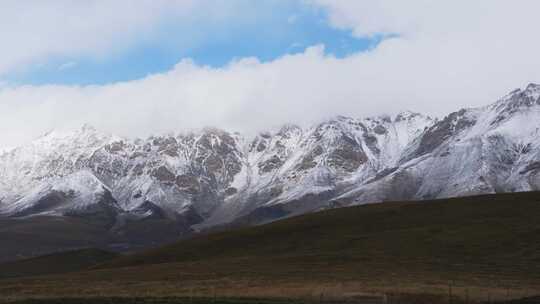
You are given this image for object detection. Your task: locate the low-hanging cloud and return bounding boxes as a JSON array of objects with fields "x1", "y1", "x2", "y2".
[{"x1": 1, "y1": 0, "x2": 540, "y2": 147}]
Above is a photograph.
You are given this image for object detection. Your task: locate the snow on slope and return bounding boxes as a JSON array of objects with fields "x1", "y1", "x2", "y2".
[
  {"x1": 337, "y1": 83, "x2": 540, "y2": 205},
  {"x1": 0, "y1": 84, "x2": 539, "y2": 230},
  {"x1": 0, "y1": 170, "x2": 118, "y2": 217},
  {"x1": 0, "y1": 125, "x2": 115, "y2": 208},
  {"x1": 199, "y1": 112, "x2": 435, "y2": 227}
]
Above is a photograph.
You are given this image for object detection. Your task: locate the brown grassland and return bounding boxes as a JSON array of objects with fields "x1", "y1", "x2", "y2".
[{"x1": 1, "y1": 192, "x2": 540, "y2": 303}]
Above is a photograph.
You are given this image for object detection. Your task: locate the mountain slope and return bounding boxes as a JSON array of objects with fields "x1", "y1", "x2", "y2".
[
  {"x1": 336, "y1": 83, "x2": 540, "y2": 204},
  {"x1": 0, "y1": 108, "x2": 434, "y2": 229},
  {"x1": 0, "y1": 248, "x2": 118, "y2": 279},
  {"x1": 0, "y1": 84, "x2": 539, "y2": 238},
  {"x1": 97, "y1": 191, "x2": 540, "y2": 273}
]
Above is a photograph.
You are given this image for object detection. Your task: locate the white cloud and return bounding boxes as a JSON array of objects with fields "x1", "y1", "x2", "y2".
[
  {"x1": 58, "y1": 61, "x2": 77, "y2": 71},
  {"x1": 0, "y1": 1, "x2": 260, "y2": 76},
  {"x1": 311, "y1": 0, "x2": 540, "y2": 98},
  {"x1": 1, "y1": 1, "x2": 540, "y2": 147}
]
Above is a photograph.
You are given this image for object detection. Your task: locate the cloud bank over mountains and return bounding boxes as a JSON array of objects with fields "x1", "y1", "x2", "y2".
[{"x1": 1, "y1": 0, "x2": 540, "y2": 147}]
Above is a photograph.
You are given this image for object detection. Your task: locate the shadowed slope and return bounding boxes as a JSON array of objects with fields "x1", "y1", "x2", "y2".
[
  {"x1": 98, "y1": 191, "x2": 540, "y2": 277},
  {"x1": 0, "y1": 248, "x2": 119, "y2": 279}
]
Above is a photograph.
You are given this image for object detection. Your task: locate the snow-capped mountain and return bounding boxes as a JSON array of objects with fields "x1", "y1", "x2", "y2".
[
  {"x1": 1, "y1": 84, "x2": 539, "y2": 233},
  {"x1": 337, "y1": 83, "x2": 540, "y2": 204}
]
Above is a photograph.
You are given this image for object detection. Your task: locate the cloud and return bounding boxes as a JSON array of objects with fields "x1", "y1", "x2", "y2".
[
  {"x1": 1, "y1": 1, "x2": 540, "y2": 147},
  {"x1": 58, "y1": 61, "x2": 77, "y2": 71},
  {"x1": 310, "y1": 0, "x2": 540, "y2": 96},
  {"x1": 0, "y1": 1, "x2": 265, "y2": 76}
]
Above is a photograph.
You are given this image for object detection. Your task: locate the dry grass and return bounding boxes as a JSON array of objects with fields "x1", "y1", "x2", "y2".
[
  {"x1": 1, "y1": 256, "x2": 538, "y2": 303},
  {"x1": 2, "y1": 192, "x2": 540, "y2": 303}
]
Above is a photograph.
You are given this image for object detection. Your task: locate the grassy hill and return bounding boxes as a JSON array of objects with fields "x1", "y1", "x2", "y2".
[
  {"x1": 0, "y1": 248, "x2": 119, "y2": 279},
  {"x1": 1, "y1": 192, "x2": 540, "y2": 303},
  {"x1": 0, "y1": 216, "x2": 114, "y2": 263},
  {"x1": 99, "y1": 191, "x2": 540, "y2": 277},
  {"x1": 0, "y1": 215, "x2": 196, "y2": 263}
]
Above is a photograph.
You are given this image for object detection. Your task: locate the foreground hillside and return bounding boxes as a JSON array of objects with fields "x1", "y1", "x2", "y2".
[
  {"x1": 1, "y1": 192, "x2": 539, "y2": 303},
  {"x1": 0, "y1": 215, "x2": 189, "y2": 263},
  {"x1": 0, "y1": 249, "x2": 118, "y2": 280},
  {"x1": 99, "y1": 192, "x2": 540, "y2": 273}
]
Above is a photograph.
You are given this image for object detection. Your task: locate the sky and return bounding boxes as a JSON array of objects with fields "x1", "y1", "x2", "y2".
[{"x1": 1, "y1": 0, "x2": 540, "y2": 148}]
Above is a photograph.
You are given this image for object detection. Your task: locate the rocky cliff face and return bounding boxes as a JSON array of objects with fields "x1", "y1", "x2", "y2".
[
  {"x1": 1, "y1": 84, "x2": 539, "y2": 233},
  {"x1": 337, "y1": 83, "x2": 540, "y2": 204}
]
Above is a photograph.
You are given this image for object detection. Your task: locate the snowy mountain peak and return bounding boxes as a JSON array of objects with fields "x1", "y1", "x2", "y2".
[
  {"x1": 1, "y1": 84, "x2": 540, "y2": 230},
  {"x1": 524, "y1": 83, "x2": 540, "y2": 100},
  {"x1": 490, "y1": 84, "x2": 540, "y2": 123},
  {"x1": 276, "y1": 123, "x2": 302, "y2": 137},
  {"x1": 35, "y1": 123, "x2": 112, "y2": 146},
  {"x1": 526, "y1": 82, "x2": 540, "y2": 91},
  {"x1": 0, "y1": 147, "x2": 13, "y2": 156},
  {"x1": 81, "y1": 123, "x2": 97, "y2": 133},
  {"x1": 501, "y1": 83, "x2": 540, "y2": 101},
  {"x1": 394, "y1": 110, "x2": 427, "y2": 122}
]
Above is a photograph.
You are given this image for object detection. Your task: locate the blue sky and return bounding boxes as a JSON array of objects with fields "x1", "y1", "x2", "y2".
[
  {"x1": 4, "y1": 1, "x2": 379, "y2": 86},
  {"x1": 2, "y1": 1, "x2": 539, "y2": 148}
]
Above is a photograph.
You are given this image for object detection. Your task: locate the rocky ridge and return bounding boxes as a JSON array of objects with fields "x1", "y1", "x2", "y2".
[{"x1": 1, "y1": 84, "x2": 539, "y2": 233}]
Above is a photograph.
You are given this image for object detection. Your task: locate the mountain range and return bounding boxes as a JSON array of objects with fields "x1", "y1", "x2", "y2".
[{"x1": 1, "y1": 83, "x2": 539, "y2": 254}]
